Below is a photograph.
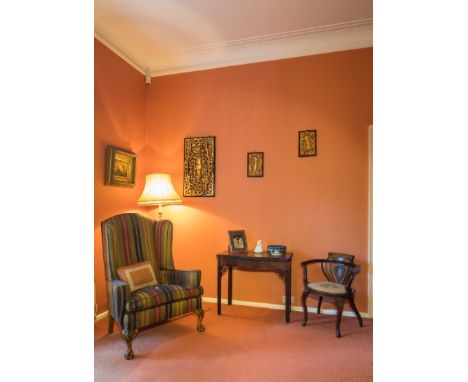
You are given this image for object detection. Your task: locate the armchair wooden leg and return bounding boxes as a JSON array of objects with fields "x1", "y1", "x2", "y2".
[
  {"x1": 108, "y1": 315, "x2": 114, "y2": 334},
  {"x1": 196, "y1": 309, "x2": 205, "y2": 332},
  {"x1": 349, "y1": 297, "x2": 363, "y2": 327},
  {"x1": 121, "y1": 330, "x2": 139, "y2": 360},
  {"x1": 301, "y1": 290, "x2": 309, "y2": 326},
  {"x1": 317, "y1": 296, "x2": 323, "y2": 314},
  {"x1": 335, "y1": 299, "x2": 344, "y2": 338}
]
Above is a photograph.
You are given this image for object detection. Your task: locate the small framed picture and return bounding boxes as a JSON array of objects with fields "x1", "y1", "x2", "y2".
[
  {"x1": 247, "y1": 152, "x2": 264, "y2": 177},
  {"x1": 298, "y1": 130, "x2": 317, "y2": 157},
  {"x1": 228, "y1": 230, "x2": 248, "y2": 252},
  {"x1": 105, "y1": 145, "x2": 136, "y2": 187}
]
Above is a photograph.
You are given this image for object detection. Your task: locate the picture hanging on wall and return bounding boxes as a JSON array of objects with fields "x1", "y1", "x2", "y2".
[
  {"x1": 183, "y1": 136, "x2": 216, "y2": 197},
  {"x1": 247, "y1": 152, "x2": 264, "y2": 177},
  {"x1": 104, "y1": 145, "x2": 136, "y2": 187},
  {"x1": 298, "y1": 130, "x2": 317, "y2": 157}
]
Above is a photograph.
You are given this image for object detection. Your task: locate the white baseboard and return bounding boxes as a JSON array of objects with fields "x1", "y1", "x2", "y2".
[
  {"x1": 95, "y1": 310, "x2": 109, "y2": 322},
  {"x1": 202, "y1": 297, "x2": 370, "y2": 319},
  {"x1": 94, "y1": 298, "x2": 370, "y2": 324}
]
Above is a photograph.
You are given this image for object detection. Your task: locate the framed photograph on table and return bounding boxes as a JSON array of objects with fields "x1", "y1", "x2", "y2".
[{"x1": 228, "y1": 230, "x2": 248, "y2": 252}]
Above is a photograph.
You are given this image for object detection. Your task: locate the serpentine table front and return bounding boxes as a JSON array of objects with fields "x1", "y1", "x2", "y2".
[{"x1": 216, "y1": 251, "x2": 293, "y2": 323}]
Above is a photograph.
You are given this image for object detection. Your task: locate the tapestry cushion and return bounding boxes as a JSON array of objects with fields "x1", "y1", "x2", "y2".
[
  {"x1": 126, "y1": 284, "x2": 204, "y2": 313},
  {"x1": 307, "y1": 281, "x2": 346, "y2": 295},
  {"x1": 117, "y1": 261, "x2": 158, "y2": 292}
]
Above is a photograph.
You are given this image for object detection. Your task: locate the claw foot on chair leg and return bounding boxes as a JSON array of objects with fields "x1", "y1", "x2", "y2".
[
  {"x1": 196, "y1": 309, "x2": 205, "y2": 332},
  {"x1": 121, "y1": 330, "x2": 138, "y2": 360},
  {"x1": 124, "y1": 350, "x2": 135, "y2": 360}
]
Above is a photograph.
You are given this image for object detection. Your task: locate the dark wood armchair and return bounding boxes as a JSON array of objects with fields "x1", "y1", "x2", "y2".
[{"x1": 300, "y1": 253, "x2": 363, "y2": 337}]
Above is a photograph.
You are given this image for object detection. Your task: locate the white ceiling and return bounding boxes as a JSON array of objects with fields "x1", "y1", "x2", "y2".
[{"x1": 95, "y1": 0, "x2": 372, "y2": 77}]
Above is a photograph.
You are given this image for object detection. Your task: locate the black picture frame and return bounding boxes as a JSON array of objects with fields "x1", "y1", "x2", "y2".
[
  {"x1": 228, "y1": 230, "x2": 248, "y2": 252},
  {"x1": 183, "y1": 136, "x2": 216, "y2": 197}
]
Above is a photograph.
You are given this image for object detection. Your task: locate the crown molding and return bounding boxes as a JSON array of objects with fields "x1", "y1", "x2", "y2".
[
  {"x1": 95, "y1": 19, "x2": 372, "y2": 78},
  {"x1": 149, "y1": 19, "x2": 372, "y2": 77},
  {"x1": 94, "y1": 32, "x2": 146, "y2": 75}
]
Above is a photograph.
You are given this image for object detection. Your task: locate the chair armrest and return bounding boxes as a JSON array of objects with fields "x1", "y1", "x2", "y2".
[
  {"x1": 300, "y1": 259, "x2": 357, "y2": 286},
  {"x1": 160, "y1": 269, "x2": 201, "y2": 287},
  {"x1": 300, "y1": 259, "x2": 325, "y2": 285},
  {"x1": 107, "y1": 279, "x2": 131, "y2": 327},
  {"x1": 301, "y1": 259, "x2": 317, "y2": 267}
]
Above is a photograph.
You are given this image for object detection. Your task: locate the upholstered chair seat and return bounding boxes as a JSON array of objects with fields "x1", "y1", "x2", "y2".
[
  {"x1": 307, "y1": 281, "x2": 347, "y2": 295},
  {"x1": 127, "y1": 284, "x2": 204, "y2": 312}
]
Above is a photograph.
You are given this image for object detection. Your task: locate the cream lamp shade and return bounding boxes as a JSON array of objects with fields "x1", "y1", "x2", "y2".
[{"x1": 137, "y1": 173, "x2": 181, "y2": 218}]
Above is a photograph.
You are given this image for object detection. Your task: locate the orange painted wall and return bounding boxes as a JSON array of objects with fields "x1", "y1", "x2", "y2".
[
  {"x1": 94, "y1": 42, "x2": 372, "y2": 314},
  {"x1": 94, "y1": 39, "x2": 147, "y2": 313},
  {"x1": 145, "y1": 48, "x2": 372, "y2": 312}
]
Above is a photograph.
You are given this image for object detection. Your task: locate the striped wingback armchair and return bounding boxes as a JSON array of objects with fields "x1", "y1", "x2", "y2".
[{"x1": 101, "y1": 213, "x2": 205, "y2": 360}]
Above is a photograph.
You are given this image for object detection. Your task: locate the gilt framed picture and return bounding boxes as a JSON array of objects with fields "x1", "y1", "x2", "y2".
[
  {"x1": 183, "y1": 136, "x2": 216, "y2": 197},
  {"x1": 298, "y1": 130, "x2": 317, "y2": 157},
  {"x1": 104, "y1": 145, "x2": 136, "y2": 187},
  {"x1": 247, "y1": 152, "x2": 264, "y2": 177},
  {"x1": 228, "y1": 230, "x2": 248, "y2": 252}
]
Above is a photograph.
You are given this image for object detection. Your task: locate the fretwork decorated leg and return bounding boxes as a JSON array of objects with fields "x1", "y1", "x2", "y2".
[
  {"x1": 349, "y1": 297, "x2": 363, "y2": 327},
  {"x1": 121, "y1": 330, "x2": 139, "y2": 360},
  {"x1": 317, "y1": 296, "x2": 323, "y2": 314},
  {"x1": 196, "y1": 309, "x2": 205, "y2": 332},
  {"x1": 301, "y1": 290, "x2": 309, "y2": 326},
  {"x1": 108, "y1": 315, "x2": 114, "y2": 334},
  {"x1": 335, "y1": 299, "x2": 344, "y2": 338}
]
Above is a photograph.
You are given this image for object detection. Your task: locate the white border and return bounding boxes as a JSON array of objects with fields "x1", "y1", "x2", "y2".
[
  {"x1": 95, "y1": 311, "x2": 109, "y2": 322},
  {"x1": 203, "y1": 297, "x2": 370, "y2": 318},
  {"x1": 95, "y1": 19, "x2": 372, "y2": 77},
  {"x1": 94, "y1": 32, "x2": 146, "y2": 75},
  {"x1": 150, "y1": 19, "x2": 372, "y2": 76}
]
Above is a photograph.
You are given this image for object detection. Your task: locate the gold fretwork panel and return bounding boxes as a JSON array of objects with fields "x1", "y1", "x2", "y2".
[
  {"x1": 184, "y1": 136, "x2": 216, "y2": 197},
  {"x1": 247, "y1": 152, "x2": 264, "y2": 177}
]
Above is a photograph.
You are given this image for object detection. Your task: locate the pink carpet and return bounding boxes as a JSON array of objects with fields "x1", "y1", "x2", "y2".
[{"x1": 95, "y1": 302, "x2": 372, "y2": 381}]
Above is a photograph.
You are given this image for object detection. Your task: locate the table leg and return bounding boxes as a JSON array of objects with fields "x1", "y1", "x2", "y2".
[
  {"x1": 217, "y1": 264, "x2": 222, "y2": 315},
  {"x1": 285, "y1": 268, "x2": 291, "y2": 323},
  {"x1": 228, "y1": 266, "x2": 233, "y2": 305}
]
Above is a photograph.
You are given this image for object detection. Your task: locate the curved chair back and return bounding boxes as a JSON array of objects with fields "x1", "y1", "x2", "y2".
[
  {"x1": 327, "y1": 252, "x2": 355, "y2": 263},
  {"x1": 321, "y1": 260, "x2": 360, "y2": 287},
  {"x1": 154, "y1": 219, "x2": 174, "y2": 270},
  {"x1": 101, "y1": 213, "x2": 158, "y2": 281}
]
